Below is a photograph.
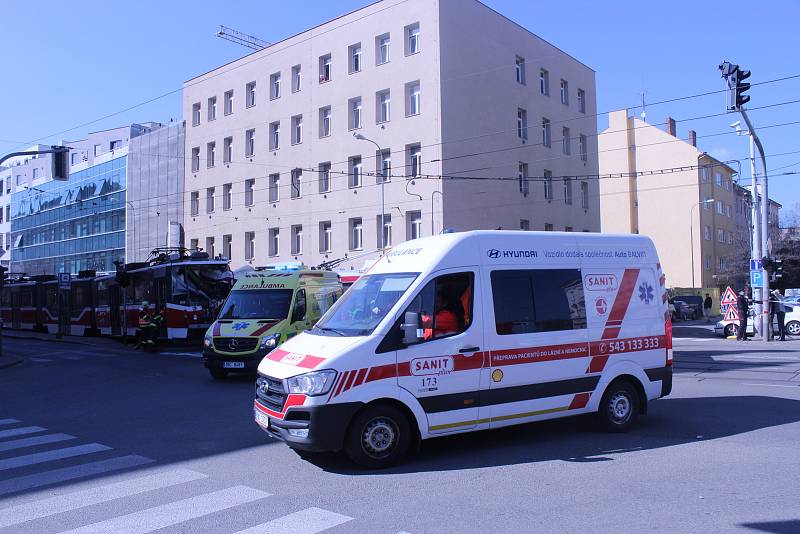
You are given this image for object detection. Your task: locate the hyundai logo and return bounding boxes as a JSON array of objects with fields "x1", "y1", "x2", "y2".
[{"x1": 487, "y1": 249, "x2": 500, "y2": 259}]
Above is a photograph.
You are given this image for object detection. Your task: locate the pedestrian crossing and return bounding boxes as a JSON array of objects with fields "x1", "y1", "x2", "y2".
[{"x1": 0, "y1": 417, "x2": 357, "y2": 533}]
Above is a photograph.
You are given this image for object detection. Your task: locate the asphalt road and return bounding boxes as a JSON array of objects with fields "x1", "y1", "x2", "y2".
[{"x1": 0, "y1": 327, "x2": 799, "y2": 533}]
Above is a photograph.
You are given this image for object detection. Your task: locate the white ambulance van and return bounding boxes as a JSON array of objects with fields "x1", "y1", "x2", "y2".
[{"x1": 254, "y1": 231, "x2": 672, "y2": 468}]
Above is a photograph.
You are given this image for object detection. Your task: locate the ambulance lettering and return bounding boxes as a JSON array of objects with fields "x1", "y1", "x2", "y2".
[
  {"x1": 584, "y1": 273, "x2": 618, "y2": 292},
  {"x1": 280, "y1": 352, "x2": 306, "y2": 365},
  {"x1": 411, "y1": 356, "x2": 454, "y2": 376}
]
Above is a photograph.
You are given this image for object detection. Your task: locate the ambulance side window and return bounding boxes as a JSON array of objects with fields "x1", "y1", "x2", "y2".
[
  {"x1": 292, "y1": 289, "x2": 307, "y2": 322},
  {"x1": 404, "y1": 272, "x2": 473, "y2": 342}
]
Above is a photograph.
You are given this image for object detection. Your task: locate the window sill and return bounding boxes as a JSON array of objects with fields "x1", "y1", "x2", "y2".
[
  {"x1": 348, "y1": 126, "x2": 363, "y2": 132},
  {"x1": 349, "y1": 69, "x2": 362, "y2": 75},
  {"x1": 245, "y1": 203, "x2": 254, "y2": 208},
  {"x1": 192, "y1": 122, "x2": 200, "y2": 127},
  {"x1": 246, "y1": 104, "x2": 256, "y2": 109},
  {"x1": 405, "y1": 112, "x2": 421, "y2": 118},
  {"x1": 319, "y1": 79, "x2": 331, "y2": 84},
  {"x1": 224, "y1": 112, "x2": 233, "y2": 116},
  {"x1": 319, "y1": 134, "x2": 331, "y2": 139},
  {"x1": 377, "y1": 60, "x2": 390, "y2": 66},
  {"x1": 208, "y1": 117, "x2": 216, "y2": 122},
  {"x1": 269, "y1": 147, "x2": 279, "y2": 152},
  {"x1": 270, "y1": 97, "x2": 280, "y2": 101},
  {"x1": 291, "y1": 142, "x2": 302, "y2": 146},
  {"x1": 405, "y1": 50, "x2": 421, "y2": 57},
  {"x1": 223, "y1": 207, "x2": 232, "y2": 212}
]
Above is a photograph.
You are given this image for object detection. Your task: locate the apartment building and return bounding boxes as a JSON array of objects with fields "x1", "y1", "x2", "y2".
[
  {"x1": 183, "y1": 0, "x2": 599, "y2": 268},
  {"x1": 599, "y1": 110, "x2": 780, "y2": 289},
  {"x1": 0, "y1": 166, "x2": 12, "y2": 267}
]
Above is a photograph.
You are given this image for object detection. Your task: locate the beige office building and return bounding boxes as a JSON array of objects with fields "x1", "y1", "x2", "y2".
[{"x1": 183, "y1": 0, "x2": 600, "y2": 269}]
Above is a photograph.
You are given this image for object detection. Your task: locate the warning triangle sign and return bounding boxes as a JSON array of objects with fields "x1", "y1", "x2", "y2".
[
  {"x1": 721, "y1": 286, "x2": 737, "y2": 306},
  {"x1": 724, "y1": 306, "x2": 739, "y2": 321}
]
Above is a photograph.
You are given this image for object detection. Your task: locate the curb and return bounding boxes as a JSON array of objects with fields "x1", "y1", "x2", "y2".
[{"x1": 2, "y1": 333, "x2": 89, "y2": 346}]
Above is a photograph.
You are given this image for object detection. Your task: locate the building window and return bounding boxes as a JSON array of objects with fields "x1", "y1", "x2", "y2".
[
  {"x1": 542, "y1": 118, "x2": 551, "y2": 147},
  {"x1": 406, "y1": 81, "x2": 421, "y2": 116},
  {"x1": 562, "y1": 127, "x2": 571, "y2": 155},
  {"x1": 378, "y1": 214, "x2": 392, "y2": 247},
  {"x1": 377, "y1": 33, "x2": 390, "y2": 65},
  {"x1": 269, "y1": 121, "x2": 280, "y2": 150},
  {"x1": 717, "y1": 228, "x2": 725, "y2": 243},
  {"x1": 245, "y1": 232, "x2": 255, "y2": 260},
  {"x1": 408, "y1": 211, "x2": 422, "y2": 240},
  {"x1": 206, "y1": 142, "x2": 216, "y2": 168},
  {"x1": 291, "y1": 168, "x2": 302, "y2": 198},
  {"x1": 377, "y1": 89, "x2": 391, "y2": 123},
  {"x1": 93, "y1": 144, "x2": 102, "y2": 156},
  {"x1": 565, "y1": 226, "x2": 574, "y2": 232},
  {"x1": 246, "y1": 81, "x2": 257, "y2": 107},
  {"x1": 378, "y1": 150, "x2": 391, "y2": 183},
  {"x1": 581, "y1": 181, "x2": 589, "y2": 209},
  {"x1": 349, "y1": 97, "x2": 362, "y2": 130},
  {"x1": 564, "y1": 178, "x2": 573, "y2": 205},
  {"x1": 208, "y1": 96, "x2": 217, "y2": 121},
  {"x1": 224, "y1": 90, "x2": 234, "y2": 115},
  {"x1": 718, "y1": 256, "x2": 726, "y2": 271},
  {"x1": 291, "y1": 115, "x2": 303, "y2": 145},
  {"x1": 517, "y1": 108, "x2": 528, "y2": 140},
  {"x1": 269, "y1": 174, "x2": 280, "y2": 202},
  {"x1": 579, "y1": 134, "x2": 587, "y2": 162},
  {"x1": 190, "y1": 238, "x2": 199, "y2": 251},
  {"x1": 405, "y1": 23, "x2": 420, "y2": 55},
  {"x1": 190, "y1": 191, "x2": 199, "y2": 216},
  {"x1": 223, "y1": 234, "x2": 232, "y2": 259},
  {"x1": 349, "y1": 43, "x2": 362, "y2": 73},
  {"x1": 223, "y1": 137, "x2": 233, "y2": 164},
  {"x1": 715, "y1": 172, "x2": 723, "y2": 187},
  {"x1": 269, "y1": 228, "x2": 279, "y2": 256},
  {"x1": 192, "y1": 103, "x2": 201, "y2": 126},
  {"x1": 701, "y1": 167, "x2": 709, "y2": 182},
  {"x1": 292, "y1": 65, "x2": 302, "y2": 92},
  {"x1": 319, "y1": 162, "x2": 331, "y2": 193},
  {"x1": 544, "y1": 223, "x2": 554, "y2": 231},
  {"x1": 206, "y1": 237, "x2": 215, "y2": 258},
  {"x1": 245, "y1": 129, "x2": 255, "y2": 157},
  {"x1": 349, "y1": 156, "x2": 362, "y2": 188},
  {"x1": 520, "y1": 219, "x2": 530, "y2": 231},
  {"x1": 319, "y1": 106, "x2": 332, "y2": 138},
  {"x1": 704, "y1": 226, "x2": 711, "y2": 240},
  {"x1": 515, "y1": 56, "x2": 526, "y2": 84},
  {"x1": 544, "y1": 170, "x2": 553, "y2": 200},
  {"x1": 560, "y1": 79, "x2": 569, "y2": 105},
  {"x1": 704, "y1": 197, "x2": 711, "y2": 210},
  {"x1": 518, "y1": 162, "x2": 529, "y2": 196},
  {"x1": 350, "y1": 218, "x2": 363, "y2": 250},
  {"x1": 725, "y1": 179, "x2": 731, "y2": 191},
  {"x1": 270, "y1": 72, "x2": 281, "y2": 100},
  {"x1": 728, "y1": 232, "x2": 734, "y2": 245},
  {"x1": 716, "y1": 200, "x2": 724, "y2": 214},
  {"x1": 320, "y1": 221, "x2": 332, "y2": 253},
  {"x1": 319, "y1": 54, "x2": 332, "y2": 83},
  {"x1": 191, "y1": 147, "x2": 200, "y2": 172},
  {"x1": 408, "y1": 144, "x2": 421, "y2": 178},
  {"x1": 726, "y1": 204, "x2": 732, "y2": 218},
  {"x1": 291, "y1": 225, "x2": 303, "y2": 255},
  {"x1": 33, "y1": 168, "x2": 40, "y2": 180},
  {"x1": 223, "y1": 183, "x2": 232, "y2": 210},
  {"x1": 245, "y1": 178, "x2": 255, "y2": 206},
  {"x1": 577, "y1": 88, "x2": 586, "y2": 113},
  {"x1": 206, "y1": 187, "x2": 215, "y2": 213},
  {"x1": 540, "y1": 68, "x2": 549, "y2": 96}
]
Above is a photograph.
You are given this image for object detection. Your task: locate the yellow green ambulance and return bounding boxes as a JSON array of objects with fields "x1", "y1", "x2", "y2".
[{"x1": 203, "y1": 267, "x2": 342, "y2": 379}]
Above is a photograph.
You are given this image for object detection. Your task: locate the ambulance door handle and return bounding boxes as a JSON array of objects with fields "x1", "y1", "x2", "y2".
[{"x1": 459, "y1": 346, "x2": 480, "y2": 355}]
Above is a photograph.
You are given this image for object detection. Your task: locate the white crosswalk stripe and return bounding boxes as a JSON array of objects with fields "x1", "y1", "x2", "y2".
[
  {"x1": 0, "y1": 468, "x2": 207, "y2": 529},
  {"x1": 0, "y1": 443, "x2": 111, "y2": 471},
  {"x1": 0, "y1": 433, "x2": 75, "y2": 453},
  {"x1": 59, "y1": 485, "x2": 272, "y2": 534},
  {"x1": 0, "y1": 419, "x2": 20, "y2": 427},
  {"x1": 0, "y1": 426, "x2": 46, "y2": 439},
  {"x1": 235, "y1": 507, "x2": 354, "y2": 534}
]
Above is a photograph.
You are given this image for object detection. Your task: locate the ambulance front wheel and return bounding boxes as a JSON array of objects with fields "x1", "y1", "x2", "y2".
[
  {"x1": 598, "y1": 380, "x2": 639, "y2": 432},
  {"x1": 345, "y1": 404, "x2": 411, "y2": 469}
]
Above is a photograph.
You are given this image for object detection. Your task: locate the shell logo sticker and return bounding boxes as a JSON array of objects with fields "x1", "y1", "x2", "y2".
[
  {"x1": 280, "y1": 353, "x2": 305, "y2": 365},
  {"x1": 491, "y1": 369, "x2": 504, "y2": 383}
]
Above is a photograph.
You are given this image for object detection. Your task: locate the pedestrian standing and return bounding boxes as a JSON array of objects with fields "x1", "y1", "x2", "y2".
[
  {"x1": 703, "y1": 293, "x2": 713, "y2": 323},
  {"x1": 772, "y1": 289, "x2": 786, "y2": 341},
  {"x1": 736, "y1": 290, "x2": 750, "y2": 341}
]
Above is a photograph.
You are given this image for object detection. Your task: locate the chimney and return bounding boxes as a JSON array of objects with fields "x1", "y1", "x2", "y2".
[
  {"x1": 666, "y1": 116, "x2": 677, "y2": 137},
  {"x1": 688, "y1": 130, "x2": 697, "y2": 147}
]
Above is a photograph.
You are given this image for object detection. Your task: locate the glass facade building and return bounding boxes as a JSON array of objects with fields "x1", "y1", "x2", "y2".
[{"x1": 10, "y1": 155, "x2": 127, "y2": 275}]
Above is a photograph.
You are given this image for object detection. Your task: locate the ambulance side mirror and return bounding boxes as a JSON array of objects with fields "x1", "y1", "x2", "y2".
[{"x1": 401, "y1": 311, "x2": 423, "y2": 345}]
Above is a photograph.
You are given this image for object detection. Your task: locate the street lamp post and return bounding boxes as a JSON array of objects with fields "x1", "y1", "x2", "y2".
[
  {"x1": 690, "y1": 198, "x2": 715, "y2": 288},
  {"x1": 353, "y1": 133, "x2": 386, "y2": 251}
]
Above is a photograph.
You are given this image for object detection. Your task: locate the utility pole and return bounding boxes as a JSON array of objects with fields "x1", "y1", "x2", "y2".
[{"x1": 719, "y1": 61, "x2": 771, "y2": 340}]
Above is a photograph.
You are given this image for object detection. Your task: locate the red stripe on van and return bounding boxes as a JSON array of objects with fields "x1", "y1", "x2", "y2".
[
  {"x1": 491, "y1": 344, "x2": 589, "y2": 367},
  {"x1": 251, "y1": 322, "x2": 277, "y2": 337},
  {"x1": 296, "y1": 355, "x2": 326, "y2": 369},
  {"x1": 569, "y1": 392, "x2": 591, "y2": 409},
  {"x1": 366, "y1": 364, "x2": 398, "y2": 383},
  {"x1": 332, "y1": 371, "x2": 350, "y2": 397},
  {"x1": 601, "y1": 268, "x2": 639, "y2": 339},
  {"x1": 353, "y1": 368, "x2": 368, "y2": 388},
  {"x1": 586, "y1": 355, "x2": 609, "y2": 373},
  {"x1": 342, "y1": 370, "x2": 358, "y2": 393},
  {"x1": 213, "y1": 322, "x2": 221, "y2": 336}
]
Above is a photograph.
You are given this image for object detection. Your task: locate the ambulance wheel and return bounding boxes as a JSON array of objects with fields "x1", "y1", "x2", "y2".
[
  {"x1": 345, "y1": 404, "x2": 411, "y2": 469},
  {"x1": 786, "y1": 321, "x2": 800, "y2": 336},
  {"x1": 209, "y1": 368, "x2": 228, "y2": 380},
  {"x1": 724, "y1": 324, "x2": 738, "y2": 338},
  {"x1": 598, "y1": 380, "x2": 639, "y2": 432}
]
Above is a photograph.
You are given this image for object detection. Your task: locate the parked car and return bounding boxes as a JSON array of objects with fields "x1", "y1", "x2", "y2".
[
  {"x1": 714, "y1": 306, "x2": 800, "y2": 337},
  {"x1": 672, "y1": 295, "x2": 703, "y2": 320},
  {"x1": 669, "y1": 299, "x2": 694, "y2": 322}
]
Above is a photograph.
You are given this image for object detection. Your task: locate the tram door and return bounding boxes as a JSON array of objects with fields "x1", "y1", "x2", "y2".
[{"x1": 154, "y1": 267, "x2": 168, "y2": 338}]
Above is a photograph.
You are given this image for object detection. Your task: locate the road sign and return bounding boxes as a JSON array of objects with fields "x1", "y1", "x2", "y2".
[
  {"x1": 724, "y1": 306, "x2": 739, "y2": 322},
  {"x1": 721, "y1": 286, "x2": 737, "y2": 305},
  {"x1": 58, "y1": 272, "x2": 71, "y2": 290},
  {"x1": 750, "y1": 259, "x2": 762, "y2": 271},
  {"x1": 750, "y1": 270, "x2": 763, "y2": 287}
]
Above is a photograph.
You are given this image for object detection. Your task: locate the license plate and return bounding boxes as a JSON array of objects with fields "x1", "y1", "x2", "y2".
[
  {"x1": 223, "y1": 361, "x2": 245, "y2": 369},
  {"x1": 254, "y1": 409, "x2": 271, "y2": 429}
]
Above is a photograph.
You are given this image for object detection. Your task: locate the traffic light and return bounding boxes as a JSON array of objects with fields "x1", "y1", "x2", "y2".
[
  {"x1": 734, "y1": 68, "x2": 751, "y2": 109},
  {"x1": 773, "y1": 259, "x2": 783, "y2": 281},
  {"x1": 762, "y1": 256, "x2": 772, "y2": 271},
  {"x1": 0, "y1": 265, "x2": 7, "y2": 290},
  {"x1": 719, "y1": 61, "x2": 752, "y2": 111},
  {"x1": 51, "y1": 146, "x2": 70, "y2": 181}
]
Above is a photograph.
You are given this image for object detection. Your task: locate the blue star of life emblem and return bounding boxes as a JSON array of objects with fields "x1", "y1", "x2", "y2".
[
  {"x1": 638, "y1": 283, "x2": 654, "y2": 304},
  {"x1": 232, "y1": 321, "x2": 250, "y2": 331}
]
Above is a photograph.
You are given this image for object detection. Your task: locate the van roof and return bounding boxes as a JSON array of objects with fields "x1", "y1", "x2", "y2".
[{"x1": 232, "y1": 269, "x2": 338, "y2": 291}]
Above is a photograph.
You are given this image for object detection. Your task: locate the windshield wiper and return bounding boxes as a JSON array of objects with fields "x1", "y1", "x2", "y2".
[{"x1": 315, "y1": 326, "x2": 347, "y2": 336}]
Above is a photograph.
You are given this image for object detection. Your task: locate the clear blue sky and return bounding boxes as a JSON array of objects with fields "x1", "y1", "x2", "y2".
[{"x1": 1, "y1": 0, "x2": 798, "y2": 218}]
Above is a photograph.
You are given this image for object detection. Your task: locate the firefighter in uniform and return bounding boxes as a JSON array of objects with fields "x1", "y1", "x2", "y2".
[{"x1": 135, "y1": 301, "x2": 152, "y2": 350}]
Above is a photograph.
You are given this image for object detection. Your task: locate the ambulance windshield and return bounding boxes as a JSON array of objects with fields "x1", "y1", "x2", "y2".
[
  {"x1": 218, "y1": 289, "x2": 293, "y2": 320},
  {"x1": 314, "y1": 273, "x2": 418, "y2": 336}
]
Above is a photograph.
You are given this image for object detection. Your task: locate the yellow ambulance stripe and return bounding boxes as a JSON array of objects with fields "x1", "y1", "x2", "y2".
[{"x1": 428, "y1": 405, "x2": 570, "y2": 432}]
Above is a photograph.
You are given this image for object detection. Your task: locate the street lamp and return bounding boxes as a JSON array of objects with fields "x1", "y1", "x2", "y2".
[
  {"x1": 353, "y1": 133, "x2": 386, "y2": 251},
  {"x1": 690, "y1": 198, "x2": 715, "y2": 288}
]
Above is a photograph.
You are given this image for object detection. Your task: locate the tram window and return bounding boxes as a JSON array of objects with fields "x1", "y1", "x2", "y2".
[
  {"x1": 134, "y1": 280, "x2": 155, "y2": 303},
  {"x1": 20, "y1": 287, "x2": 33, "y2": 307}
]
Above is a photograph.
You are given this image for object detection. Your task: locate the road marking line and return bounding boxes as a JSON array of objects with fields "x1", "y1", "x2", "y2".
[
  {"x1": 740, "y1": 383, "x2": 800, "y2": 389},
  {"x1": 0, "y1": 468, "x2": 207, "y2": 529},
  {"x1": 234, "y1": 507, "x2": 354, "y2": 534},
  {"x1": 159, "y1": 352, "x2": 203, "y2": 358},
  {"x1": 60, "y1": 485, "x2": 271, "y2": 534},
  {"x1": 0, "y1": 426, "x2": 46, "y2": 439},
  {"x1": 0, "y1": 455, "x2": 153, "y2": 497},
  {"x1": 0, "y1": 433, "x2": 75, "y2": 453},
  {"x1": 0, "y1": 443, "x2": 111, "y2": 471},
  {"x1": 0, "y1": 419, "x2": 20, "y2": 427},
  {"x1": 30, "y1": 358, "x2": 54, "y2": 362}
]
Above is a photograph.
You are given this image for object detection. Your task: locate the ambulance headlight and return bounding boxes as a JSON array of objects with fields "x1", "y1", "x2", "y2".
[
  {"x1": 203, "y1": 333, "x2": 212, "y2": 348},
  {"x1": 259, "y1": 333, "x2": 280, "y2": 350},
  {"x1": 286, "y1": 370, "x2": 337, "y2": 396}
]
